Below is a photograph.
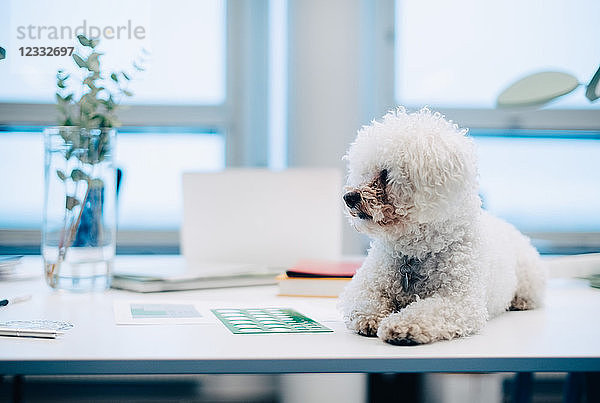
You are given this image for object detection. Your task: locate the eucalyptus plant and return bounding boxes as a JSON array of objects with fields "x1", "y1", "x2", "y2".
[
  {"x1": 55, "y1": 35, "x2": 142, "y2": 129},
  {"x1": 47, "y1": 34, "x2": 143, "y2": 278}
]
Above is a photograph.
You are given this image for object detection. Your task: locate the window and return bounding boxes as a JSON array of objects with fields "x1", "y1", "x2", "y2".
[
  {"x1": 395, "y1": 0, "x2": 600, "y2": 110},
  {"x1": 473, "y1": 131, "x2": 600, "y2": 231},
  {"x1": 0, "y1": 0, "x2": 284, "y2": 253},
  {"x1": 0, "y1": 127, "x2": 225, "y2": 231},
  {"x1": 394, "y1": 0, "x2": 600, "y2": 252},
  {"x1": 0, "y1": 0, "x2": 226, "y2": 104}
]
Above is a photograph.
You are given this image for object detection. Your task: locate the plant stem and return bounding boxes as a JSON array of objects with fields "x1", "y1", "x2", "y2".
[{"x1": 48, "y1": 184, "x2": 91, "y2": 279}]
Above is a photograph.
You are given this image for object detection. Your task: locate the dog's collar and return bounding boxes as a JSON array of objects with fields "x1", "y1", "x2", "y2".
[{"x1": 396, "y1": 255, "x2": 426, "y2": 293}]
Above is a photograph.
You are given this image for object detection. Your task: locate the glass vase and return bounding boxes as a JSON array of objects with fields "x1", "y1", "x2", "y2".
[{"x1": 42, "y1": 126, "x2": 117, "y2": 292}]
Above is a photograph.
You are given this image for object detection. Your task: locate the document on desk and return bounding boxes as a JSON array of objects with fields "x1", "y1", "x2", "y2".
[{"x1": 113, "y1": 300, "x2": 215, "y2": 325}]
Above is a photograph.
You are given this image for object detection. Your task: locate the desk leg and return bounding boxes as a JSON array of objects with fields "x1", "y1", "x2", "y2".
[
  {"x1": 12, "y1": 375, "x2": 23, "y2": 403},
  {"x1": 513, "y1": 372, "x2": 533, "y2": 403},
  {"x1": 563, "y1": 372, "x2": 584, "y2": 403},
  {"x1": 586, "y1": 372, "x2": 600, "y2": 403},
  {"x1": 368, "y1": 373, "x2": 421, "y2": 403}
]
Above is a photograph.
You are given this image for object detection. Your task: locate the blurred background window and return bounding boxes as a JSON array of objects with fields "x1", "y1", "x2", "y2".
[
  {"x1": 394, "y1": 0, "x2": 600, "y2": 253},
  {"x1": 0, "y1": 0, "x2": 226, "y2": 104},
  {"x1": 0, "y1": 0, "x2": 288, "y2": 253},
  {"x1": 394, "y1": 0, "x2": 600, "y2": 110},
  {"x1": 1, "y1": 0, "x2": 598, "y2": 254},
  {"x1": 0, "y1": 127, "x2": 225, "y2": 252}
]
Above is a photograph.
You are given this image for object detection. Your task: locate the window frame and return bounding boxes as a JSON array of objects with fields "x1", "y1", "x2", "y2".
[
  {"x1": 0, "y1": 0, "x2": 274, "y2": 254},
  {"x1": 387, "y1": 0, "x2": 600, "y2": 253},
  {"x1": 386, "y1": 0, "x2": 600, "y2": 131}
]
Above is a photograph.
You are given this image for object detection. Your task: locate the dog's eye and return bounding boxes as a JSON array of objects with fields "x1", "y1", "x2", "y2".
[{"x1": 379, "y1": 169, "x2": 388, "y2": 185}]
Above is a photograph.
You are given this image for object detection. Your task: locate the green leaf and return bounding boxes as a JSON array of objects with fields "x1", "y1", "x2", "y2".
[
  {"x1": 497, "y1": 71, "x2": 579, "y2": 108},
  {"x1": 110, "y1": 73, "x2": 119, "y2": 82},
  {"x1": 77, "y1": 35, "x2": 91, "y2": 47},
  {"x1": 71, "y1": 168, "x2": 90, "y2": 182},
  {"x1": 89, "y1": 179, "x2": 104, "y2": 189},
  {"x1": 132, "y1": 62, "x2": 145, "y2": 72},
  {"x1": 56, "y1": 170, "x2": 67, "y2": 181},
  {"x1": 72, "y1": 53, "x2": 87, "y2": 69},
  {"x1": 102, "y1": 96, "x2": 116, "y2": 111},
  {"x1": 0, "y1": 47, "x2": 5, "y2": 60},
  {"x1": 59, "y1": 128, "x2": 72, "y2": 142},
  {"x1": 121, "y1": 71, "x2": 130, "y2": 80},
  {"x1": 87, "y1": 53, "x2": 100, "y2": 72},
  {"x1": 90, "y1": 39, "x2": 100, "y2": 48},
  {"x1": 57, "y1": 80, "x2": 66, "y2": 89},
  {"x1": 122, "y1": 89, "x2": 133, "y2": 97},
  {"x1": 66, "y1": 196, "x2": 80, "y2": 210},
  {"x1": 56, "y1": 71, "x2": 69, "y2": 81}
]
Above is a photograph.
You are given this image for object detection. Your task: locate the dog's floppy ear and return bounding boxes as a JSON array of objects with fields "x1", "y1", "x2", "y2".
[{"x1": 409, "y1": 133, "x2": 478, "y2": 222}]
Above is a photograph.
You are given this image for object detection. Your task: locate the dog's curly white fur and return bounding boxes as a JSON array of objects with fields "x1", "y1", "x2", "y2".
[{"x1": 339, "y1": 107, "x2": 546, "y2": 345}]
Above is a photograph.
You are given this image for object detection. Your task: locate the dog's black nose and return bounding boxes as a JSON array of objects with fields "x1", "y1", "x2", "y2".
[{"x1": 343, "y1": 191, "x2": 361, "y2": 208}]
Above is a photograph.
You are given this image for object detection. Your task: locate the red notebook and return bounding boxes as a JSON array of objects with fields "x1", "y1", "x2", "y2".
[{"x1": 285, "y1": 260, "x2": 362, "y2": 278}]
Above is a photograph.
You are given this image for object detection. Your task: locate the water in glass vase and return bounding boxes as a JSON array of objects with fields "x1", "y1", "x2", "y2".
[
  {"x1": 42, "y1": 127, "x2": 117, "y2": 292},
  {"x1": 44, "y1": 245, "x2": 114, "y2": 292}
]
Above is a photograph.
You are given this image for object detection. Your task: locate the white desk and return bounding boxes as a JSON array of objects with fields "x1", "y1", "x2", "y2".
[{"x1": 1, "y1": 256, "x2": 600, "y2": 375}]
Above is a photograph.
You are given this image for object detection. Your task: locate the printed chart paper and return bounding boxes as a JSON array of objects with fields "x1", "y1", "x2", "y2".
[{"x1": 113, "y1": 300, "x2": 214, "y2": 325}]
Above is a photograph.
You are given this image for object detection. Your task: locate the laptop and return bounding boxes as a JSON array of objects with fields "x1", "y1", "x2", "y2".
[{"x1": 181, "y1": 169, "x2": 343, "y2": 268}]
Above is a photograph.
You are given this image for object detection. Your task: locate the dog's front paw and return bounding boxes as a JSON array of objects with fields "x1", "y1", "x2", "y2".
[
  {"x1": 376, "y1": 314, "x2": 433, "y2": 345},
  {"x1": 347, "y1": 312, "x2": 385, "y2": 337}
]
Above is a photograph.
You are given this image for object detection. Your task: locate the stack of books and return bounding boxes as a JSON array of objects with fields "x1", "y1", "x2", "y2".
[
  {"x1": 277, "y1": 260, "x2": 362, "y2": 297},
  {"x1": 0, "y1": 256, "x2": 25, "y2": 280},
  {"x1": 111, "y1": 264, "x2": 283, "y2": 293}
]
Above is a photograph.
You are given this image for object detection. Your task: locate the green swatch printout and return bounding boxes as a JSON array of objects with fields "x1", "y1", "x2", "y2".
[{"x1": 212, "y1": 308, "x2": 333, "y2": 334}]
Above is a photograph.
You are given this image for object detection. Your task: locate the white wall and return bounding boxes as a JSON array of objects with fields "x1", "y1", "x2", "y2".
[
  {"x1": 283, "y1": 2, "x2": 372, "y2": 400},
  {"x1": 287, "y1": 0, "x2": 372, "y2": 255}
]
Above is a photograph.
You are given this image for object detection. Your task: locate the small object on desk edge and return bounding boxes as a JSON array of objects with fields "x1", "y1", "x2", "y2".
[
  {"x1": 0, "y1": 294, "x2": 32, "y2": 307},
  {"x1": 0, "y1": 319, "x2": 74, "y2": 332},
  {"x1": 588, "y1": 273, "x2": 600, "y2": 289},
  {"x1": 0, "y1": 328, "x2": 62, "y2": 339}
]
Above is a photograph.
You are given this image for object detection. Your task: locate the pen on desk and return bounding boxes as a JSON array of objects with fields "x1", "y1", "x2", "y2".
[
  {"x1": 0, "y1": 294, "x2": 32, "y2": 307},
  {"x1": 0, "y1": 328, "x2": 62, "y2": 339}
]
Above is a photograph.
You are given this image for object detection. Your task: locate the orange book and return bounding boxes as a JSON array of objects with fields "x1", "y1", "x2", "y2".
[
  {"x1": 276, "y1": 273, "x2": 352, "y2": 298},
  {"x1": 285, "y1": 260, "x2": 362, "y2": 278}
]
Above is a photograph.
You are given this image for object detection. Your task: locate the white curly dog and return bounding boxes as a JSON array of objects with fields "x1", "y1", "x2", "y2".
[{"x1": 339, "y1": 107, "x2": 546, "y2": 345}]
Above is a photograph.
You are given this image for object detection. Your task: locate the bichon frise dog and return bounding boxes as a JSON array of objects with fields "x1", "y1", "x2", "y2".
[{"x1": 339, "y1": 107, "x2": 546, "y2": 345}]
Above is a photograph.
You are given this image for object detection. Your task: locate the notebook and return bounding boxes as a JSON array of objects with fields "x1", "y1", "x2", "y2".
[{"x1": 112, "y1": 265, "x2": 283, "y2": 293}]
